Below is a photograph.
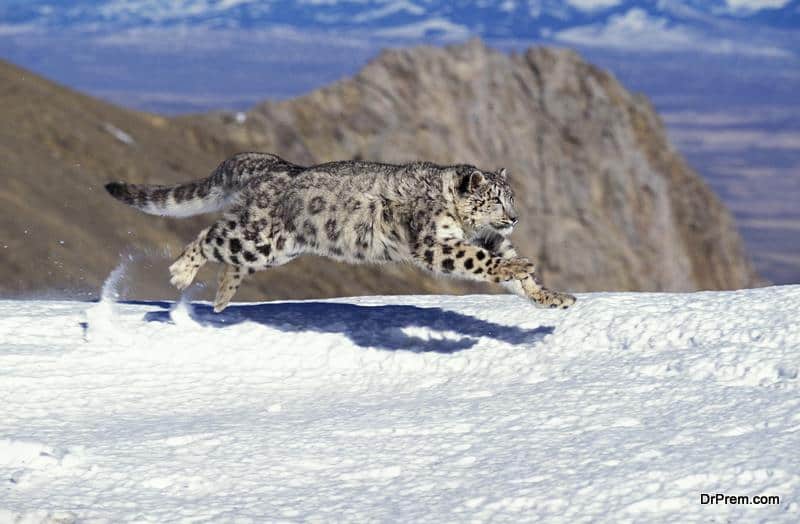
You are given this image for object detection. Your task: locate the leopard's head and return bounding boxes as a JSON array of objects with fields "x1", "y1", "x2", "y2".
[{"x1": 453, "y1": 166, "x2": 519, "y2": 237}]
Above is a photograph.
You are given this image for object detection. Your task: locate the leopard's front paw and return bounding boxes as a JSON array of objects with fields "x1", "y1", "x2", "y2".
[
  {"x1": 495, "y1": 258, "x2": 537, "y2": 281},
  {"x1": 531, "y1": 288, "x2": 577, "y2": 310}
]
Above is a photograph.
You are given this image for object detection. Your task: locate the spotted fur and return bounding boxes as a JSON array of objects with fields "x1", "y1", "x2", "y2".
[
  {"x1": 107, "y1": 152, "x2": 576, "y2": 312},
  {"x1": 105, "y1": 153, "x2": 304, "y2": 217}
]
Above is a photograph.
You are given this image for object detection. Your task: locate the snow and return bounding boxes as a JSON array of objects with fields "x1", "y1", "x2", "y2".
[
  {"x1": 102, "y1": 122, "x2": 135, "y2": 145},
  {"x1": 566, "y1": 0, "x2": 622, "y2": 12},
  {"x1": 373, "y1": 18, "x2": 472, "y2": 40},
  {"x1": 96, "y1": 0, "x2": 262, "y2": 24},
  {"x1": 554, "y1": 8, "x2": 792, "y2": 57},
  {"x1": 351, "y1": 1, "x2": 426, "y2": 23},
  {"x1": 1, "y1": 285, "x2": 799, "y2": 522},
  {"x1": 725, "y1": 0, "x2": 792, "y2": 12}
]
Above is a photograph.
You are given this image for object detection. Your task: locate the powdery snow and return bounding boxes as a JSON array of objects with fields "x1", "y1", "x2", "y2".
[{"x1": 1, "y1": 286, "x2": 799, "y2": 522}]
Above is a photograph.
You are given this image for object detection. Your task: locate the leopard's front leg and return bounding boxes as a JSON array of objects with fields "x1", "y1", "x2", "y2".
[
  {"x1": 412, "y1": 235, "x2": 511, "y2": 281},
  {"x1": 474, "y1": 232, "x2": 576, "y2": 309},
  {"x1": 411, "y1": 236, "x2": 569, "y2": 307}
]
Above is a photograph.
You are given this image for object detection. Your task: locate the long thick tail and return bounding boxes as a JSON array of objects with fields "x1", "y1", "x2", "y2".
[{"x1": 105, "y1": 152, "x2": 304, "y2": 218}]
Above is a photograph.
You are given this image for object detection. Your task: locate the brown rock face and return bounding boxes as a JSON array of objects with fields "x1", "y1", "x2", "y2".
[
  {"x1": 0, "y1": 58, "x2": 223, "y2": 300},
  {"x1": 0, "y1": 40, "x2": 758, "y2": 301},
  {"x1": 193, "y1": 39, "x2": 758, "y2": 293}
]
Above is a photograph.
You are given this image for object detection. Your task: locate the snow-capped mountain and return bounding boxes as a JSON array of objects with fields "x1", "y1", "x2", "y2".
[{"x1": 2, "y1": 0, "x2": 798, "y2": 55}]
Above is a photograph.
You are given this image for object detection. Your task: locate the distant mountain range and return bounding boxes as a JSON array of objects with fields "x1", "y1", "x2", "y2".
[{"x1": 2, "y1": 0, "x2": 799, "y2": 56}]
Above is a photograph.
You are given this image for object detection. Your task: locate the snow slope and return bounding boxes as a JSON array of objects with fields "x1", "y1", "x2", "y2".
[{"x1": 1, "y1": 286, "x2": 799, "y2": 522}]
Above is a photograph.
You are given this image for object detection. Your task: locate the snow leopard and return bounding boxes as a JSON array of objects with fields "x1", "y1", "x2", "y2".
[{"x1": 106, "y1": 152, "x2": 576, "y2": 312}]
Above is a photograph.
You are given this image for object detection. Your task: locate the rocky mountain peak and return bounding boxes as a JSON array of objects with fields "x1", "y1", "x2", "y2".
[
  {"x1": 0, "y1": 39, "x2": 759, "y2": 300},
  {"x1": 220, "y1": 39, "x2": 758, "y2": 292}
]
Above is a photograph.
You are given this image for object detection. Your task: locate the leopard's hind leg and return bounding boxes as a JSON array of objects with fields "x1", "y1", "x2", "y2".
[
  {"x1": 198, "y1": 215, "x2": 302, "y2": 312},
  {"x1": 169, "y1": 227, "x2": 210, "y2": 290},
  {"x1": 214, "y1": 264, "x2": 245, "y2": 313}
]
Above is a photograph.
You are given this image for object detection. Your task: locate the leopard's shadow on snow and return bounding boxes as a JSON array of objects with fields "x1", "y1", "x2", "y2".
[{"x1": 140, "y1": 301, "x2": 553, "y2": 353}]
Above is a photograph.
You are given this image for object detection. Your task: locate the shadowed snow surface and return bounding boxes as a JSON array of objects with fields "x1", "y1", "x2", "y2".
[{"x1": 1, "y1": 287, "x2": 799, "y2": 523}]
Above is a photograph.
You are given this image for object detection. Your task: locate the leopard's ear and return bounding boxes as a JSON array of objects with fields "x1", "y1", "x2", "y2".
[
  {"x1": 498, "y1": 167, "x2": 508, "y2": 179},
  {"x1": 458, "y1": 169, "x2": 486, "y2": 194}
]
